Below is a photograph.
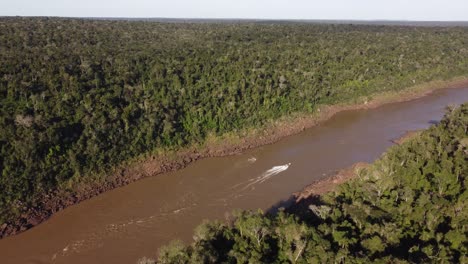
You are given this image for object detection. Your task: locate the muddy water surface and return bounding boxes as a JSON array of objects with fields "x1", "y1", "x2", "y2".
[{"x1": 1, "y1": 87, "x2": 468, "y2": 264}]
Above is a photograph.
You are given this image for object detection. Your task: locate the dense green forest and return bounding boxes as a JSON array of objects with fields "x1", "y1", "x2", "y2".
[
  {"x1": 149, "y1": 103, "x2": 468, "y2": 263},
  {"x1": 1, "y1": 17, "x2": 468, "y2": 226}
]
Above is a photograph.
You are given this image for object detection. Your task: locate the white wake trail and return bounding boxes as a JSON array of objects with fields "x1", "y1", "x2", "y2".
[{"x1": 241, "y1": 163, "x2": 291, "y2": 190}]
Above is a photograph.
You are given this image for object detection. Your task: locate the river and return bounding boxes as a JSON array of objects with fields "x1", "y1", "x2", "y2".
[{"x1": 1, "y1": 87, "x2": 467, "y2": 264}]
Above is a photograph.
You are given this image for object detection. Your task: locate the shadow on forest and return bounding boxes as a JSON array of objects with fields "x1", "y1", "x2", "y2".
[{"x1": 265, "y1": 194, "x2": 325, "y2": 224}]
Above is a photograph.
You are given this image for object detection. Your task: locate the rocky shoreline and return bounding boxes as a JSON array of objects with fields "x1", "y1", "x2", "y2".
[{"x1": 1, "y1": 77, "x2": 467, "y2": 239}]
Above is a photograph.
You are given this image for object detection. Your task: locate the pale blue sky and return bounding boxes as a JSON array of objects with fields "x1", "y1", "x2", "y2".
[{"x1": 1, "y1": 0, "x2": 467, "y2": 21}]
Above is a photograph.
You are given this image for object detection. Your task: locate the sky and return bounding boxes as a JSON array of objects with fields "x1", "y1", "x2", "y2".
[{"x1": 1, "y1": 0, "x2": 468, "y2": 21}]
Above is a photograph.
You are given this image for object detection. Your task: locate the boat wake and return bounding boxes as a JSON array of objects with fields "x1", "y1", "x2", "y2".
[
  {"x1": 50, "y1": 204, "x2": 196, "y2": 262},
  {"x1": 232, "y1": 163, "x2": 291, "y2": 191}
]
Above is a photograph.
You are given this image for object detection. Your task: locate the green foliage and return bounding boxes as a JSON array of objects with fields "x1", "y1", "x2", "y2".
[
  {"x1": 1, "y1": 17, "x2": 468, "y2": 225},
  {"x1": 158, "y1": 240, "x2": 190, "y2": 264},
  {"x1": 156, "y1": 104, "x2": 468, "y2": 263}
]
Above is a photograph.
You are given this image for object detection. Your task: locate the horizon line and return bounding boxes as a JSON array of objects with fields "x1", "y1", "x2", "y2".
[{"x1": 1, "y1": 15, "x2": 468, "y2": 23}]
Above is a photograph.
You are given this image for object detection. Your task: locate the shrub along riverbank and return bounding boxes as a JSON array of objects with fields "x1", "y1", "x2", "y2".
[
  {"x1": 1, "y1": 18, "x2": 468, "y2": 236},
  {"x1": 150, "y1": 103, "x2": 468, "y2": 263}
]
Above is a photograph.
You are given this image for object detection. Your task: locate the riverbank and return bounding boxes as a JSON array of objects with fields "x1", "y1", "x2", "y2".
[
  {"x1": 148, "y1": 102, "x2": 467, "y2": 263},
  {"x1": 290, "y1": 128, "x2": 422, "y2": 214},
  {"x1": 1, "y1": 76, "x2": 467, "y2": 239}
]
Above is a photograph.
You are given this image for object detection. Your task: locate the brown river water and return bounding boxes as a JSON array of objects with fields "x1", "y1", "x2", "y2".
[{"x1": 1, "y1": 87, "x2": 468, "y2": 264}]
